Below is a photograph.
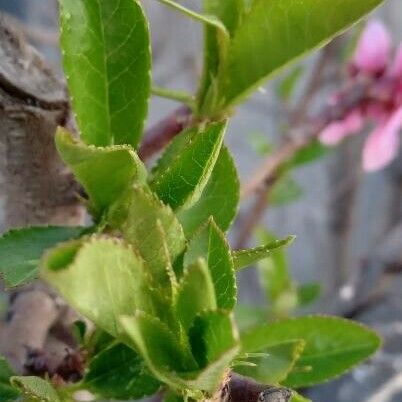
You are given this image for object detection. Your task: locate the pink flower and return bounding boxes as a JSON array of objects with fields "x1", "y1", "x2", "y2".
[
  {"x1": 390, "y1": 44, "x2": 402, "y2": 78},
  {"x1": 353, "y1": 20, "x2": 391, "y2": 75},
  {"x1": 320, "y1": 110, "x2": 363, "y2": 145},
  {"x1": 319, "y1": 20, "x2": 402, "y2": 172},
  {"x1": 363, "y1": 107, "x2": 402, "y2": 171}
]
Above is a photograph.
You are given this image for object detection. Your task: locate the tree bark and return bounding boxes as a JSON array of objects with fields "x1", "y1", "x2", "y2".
[
  {"x1": 0, "y1": 15, "x2": 83, "y2": 373},
  {"x1": 0, "y1": 14, "x2": 82, "y2": 229}
]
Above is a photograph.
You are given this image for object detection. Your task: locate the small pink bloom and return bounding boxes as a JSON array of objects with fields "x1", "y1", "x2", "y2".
[
  {"x1": 319, "y1": 122, "x2": 348, "y2": 145},
  {"x1": 366, "y1": 103, "x2": 388, "y2": 123},
  {"x1": 390, "y1": 44, "x2": 402, "y2": 78},
  {"x1": 354, "y1": 20, "x2": 391, "y2": 75},
  {"x1": 363, "y1": 106, "x2": 402, "y2": 171},
  {"x1": 319, "y1": 110, "x2": 363, "y2": 145}
]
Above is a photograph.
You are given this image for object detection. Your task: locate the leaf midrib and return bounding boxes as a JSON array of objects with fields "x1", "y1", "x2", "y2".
[{"x1": 300, "y1": 342, "x2": 378, "y2": 361}]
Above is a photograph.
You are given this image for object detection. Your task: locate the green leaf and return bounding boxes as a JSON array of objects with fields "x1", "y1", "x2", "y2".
[
  {"x1": 151, "y1": 126, "x2": 196, "y2": 175},
  {"x1": 158, "y1": 0, "x2": 229, "y2": 36},
  {"x1": 164, "y1": 390, "x2": 184, "y2": 402},
  {"x1": 11, "y1": 376, "x2": 59, "y2": 402},
  {"x1": 71, "y1": 320, "x2": 87, "y2": 345},
  {"x1": 184, "y1": 218, "x2": 236, "y2": 309},
  {"x1": 59, "y1": 0, "x2": 151, "y2": 147},
  {"x1": 181, "y1": 358, "x2": 238, "y2": 395},
  {"x1": 150, "y1": 122, "x2": 227, "y2": 210},
  {"x1": 287, "y1": 139, "x2": 328, "y2": 168},
  {"x1": 153, "y1": 133, "x2": 239, "y2": 235},
  {"x1": 217, "y1": 0, "x2": 384, "y2": 108},
  {"x1": 232, "y1": 236, "x2": 295, "y2": 271},
  {"x1": 198, "y1": 0, "x2": 244, "y2": 112},
  {"x1": 84, "y1": 343, "x2": 160, "y2": 399},
  {"x1": 241, "y1": 316, "x2": 381, "y2": 387},
  {"x1": 0, "y1": 226, "x2": 83, "y2": 288},
  {"x1": 120, "y1": 313, "x2": 198, "y2": 389},
  {"x1": 41, "y1": 237, "x2": 153, "y2": 337},
  {"x1": 256, "y1": 231, "x2": 296, "y2": 317},
  {"x1": 234, "y1": 304, "x2": 268, "y2": 331},
  {"x1": 189, "y1": 311, "x2": 238, "y2": 367},
  {"x1": 107, "y1": 185, "x2": 186, "y2": 284},
  {"x1": 175, "y1": 259, "x2": 217, "y2": 331},
  {"x1": 86, "y1": 329, "x2": 115, "y2": 358},
  {"x1": 122, "y1": 286, "x2": 238, "y2": 394},
  {"x1": 269, "y1": 176, "x2": 303, "y2": 206},
  {"x1": 204, "y1": 0, "x2": 244, "y2": 37},
  {"x1": 177, "y1": 147, "x2": 239, "y2": 237},
  {"x1": 0, "y1": 357, "x2": 20, "y2": 402},
  {"x1": 186, "y1": 311, "x2": 239, "y2": 392},
  {"x1": 235, "y1": 341, "x2": 305, "y2": 384},
  {"x1": 297, "y1": 283, "x2": 321, "y2": 307},
  {"x1": 56, "y1": 128, "x2": 146, "y2": 218}
]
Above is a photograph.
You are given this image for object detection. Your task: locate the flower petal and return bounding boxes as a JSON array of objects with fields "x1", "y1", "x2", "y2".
[
  {"x1": 366, "y1": 103, "x2": 388, "y2": 124},
  {"x1": 390, "y1": 43, "x2": 402, "y2": 78},
  {"x1": 319, "y1": 110, "x2": 363, "y2": 146},
  {"x1": 363, "y1": 107, "x2": 402, "y2": 172},
  {"x1": 354, "y1": 20, "x2": 391, "y2": 75}
]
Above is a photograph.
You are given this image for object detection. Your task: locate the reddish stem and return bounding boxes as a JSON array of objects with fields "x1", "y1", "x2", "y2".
[{"x1": 139, "y1": 105, "x2": 192, "y2": 160}]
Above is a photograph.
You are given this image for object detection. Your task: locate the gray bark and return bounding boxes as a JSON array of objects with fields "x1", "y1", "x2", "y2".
[
  {"x1": 0, "y1": 15, "x2": 82, "y2": 372},
  {"x1": 0, "y1": 15, "x2": 81, "y2": 230}
]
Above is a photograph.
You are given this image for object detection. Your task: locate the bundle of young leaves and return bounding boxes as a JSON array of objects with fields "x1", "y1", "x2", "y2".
[
  {"x1": 42, "y1": 122, "x2": 244, "y2": 399},
  {"x1": 2, "y1": 127, "x2": 380, "y2": 402},
  {"x1": 0, "y1": 0, "x2": 386, "y2": 401}
]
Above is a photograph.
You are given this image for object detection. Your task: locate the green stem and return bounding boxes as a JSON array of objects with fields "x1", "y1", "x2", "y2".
[
  {"x1": 156, "y1": 0, "x2": 228, "y2": 35},
  {"x1": 152, "y1": 86, "x2": 195, "y2": 108}
]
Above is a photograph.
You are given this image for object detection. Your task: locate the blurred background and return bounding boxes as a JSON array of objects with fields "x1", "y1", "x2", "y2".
[{"x1": 0, "y1": 1, "x2": 401, "y2": 401}]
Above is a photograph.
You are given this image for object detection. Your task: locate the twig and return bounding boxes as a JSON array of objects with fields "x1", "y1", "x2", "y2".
[
  {"x1": 240, "y1": 44, "x2": 343, "y2": 201},
  {"x1": 240, "y1": 75, "x2": 372, "y2": 202},
  {"x1": 235, "y1": 77, "x2": 369, "y2": 247},
  {"x1": 240, "y1": 135, "x2": 313, "y2": 201},
  {"x1": 235, "y1": 136, "x2": 312, "y2": 248},
  {"x1": 320, "y1": 221, "x2": 402, "y2": 317},
  {"x1": 235, "y1": 46, "x2": 337, "y2": 248},
  {"x1": 289, "y1": 43, "x2": 336, "y2": 126},
  {"x1": 139, "y1": 105, "x2": 192, "y2": 160}
]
